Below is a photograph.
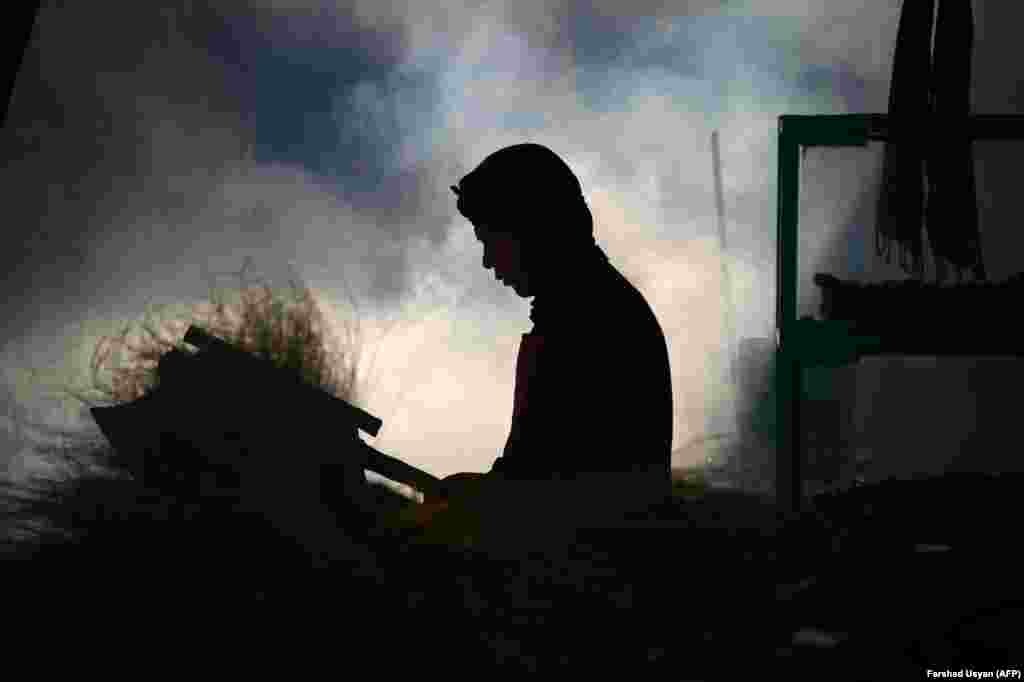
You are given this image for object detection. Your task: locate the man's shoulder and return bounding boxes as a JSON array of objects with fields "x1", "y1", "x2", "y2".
[
  {"x1": 594, "y1": 263, "x2": 665, "y2": 331},
  {"x1": 533, "y1": 259, "x2": 664, "y2": 338}
]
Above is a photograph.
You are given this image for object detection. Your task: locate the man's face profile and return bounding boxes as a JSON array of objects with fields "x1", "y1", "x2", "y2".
[{"x1": 473, "y1": 221, "x2": 533, "y2": 297}]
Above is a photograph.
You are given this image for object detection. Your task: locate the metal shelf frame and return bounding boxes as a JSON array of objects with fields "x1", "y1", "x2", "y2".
[{"x1": 775, "y1": 113, "x2": 1024, "y2": 514}]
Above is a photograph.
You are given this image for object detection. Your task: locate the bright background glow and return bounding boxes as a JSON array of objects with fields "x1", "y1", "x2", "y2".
[{"x1": 2, "y1": 1, "x2": 1023, "y2": 487}]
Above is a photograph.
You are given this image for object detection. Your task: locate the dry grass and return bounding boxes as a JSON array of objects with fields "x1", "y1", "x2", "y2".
[
  {"x1": 0, "y1": 249, "x2": 743, "y2": 670},
  {"x1": 0, "y1": 256, "x2": 407, "y2": 557},
  {"x1": 88, "y1": 255, "x2": 364, "y2": 406},
  {"x1": 0, "y1": 258, "x2": 840, "y2": 674}
]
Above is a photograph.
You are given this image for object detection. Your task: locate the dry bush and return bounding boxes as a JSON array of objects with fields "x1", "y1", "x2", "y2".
[
  {"x1": 1, "y1": 256, "x2": 383, "y2": 556},
  {"x1": 86, "y1": 255, "x2": 364, "y2": 407}
]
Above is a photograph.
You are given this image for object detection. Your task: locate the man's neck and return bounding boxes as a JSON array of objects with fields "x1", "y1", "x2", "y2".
[
  {"x1": 530, "y1": 243, "x2": 608, "y2": 296},
  {"x1": 528, "y1": 244, "x2": 609, "y2": 325}
]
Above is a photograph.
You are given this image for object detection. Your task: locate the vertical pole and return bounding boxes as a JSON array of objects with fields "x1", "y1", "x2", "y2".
[
  {"x1": 776, "y1": 118, "x2": 803, "y2": 515},
  {"x1": 712, "y1": 131, "x2": 737, "y2": 387}
]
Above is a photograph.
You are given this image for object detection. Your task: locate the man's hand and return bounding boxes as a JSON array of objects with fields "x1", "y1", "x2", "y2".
[
  {"x1": 387, "y1": 472, "x2": 492, "y2": 549},
  {"x1": 438, "y1": 471, "x2": 489, "y2": 503},
  {"x1": 400, "y1": 472, "x2": 489, "y2": 536}
]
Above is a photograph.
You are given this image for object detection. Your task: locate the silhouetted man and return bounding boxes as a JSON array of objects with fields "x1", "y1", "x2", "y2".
[{"x1": 443, "y1": 143, "x2": 673, "y2": 513}]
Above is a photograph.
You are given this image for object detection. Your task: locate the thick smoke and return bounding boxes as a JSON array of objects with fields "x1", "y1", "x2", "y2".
[{"x1": 6, "y1": 1, "x2": 1018, "y2": 483}]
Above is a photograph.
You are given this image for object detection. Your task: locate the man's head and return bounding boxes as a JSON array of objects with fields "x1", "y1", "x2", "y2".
[{"x1": 452, "y1": 143, "x2": 595, "y2": 297}]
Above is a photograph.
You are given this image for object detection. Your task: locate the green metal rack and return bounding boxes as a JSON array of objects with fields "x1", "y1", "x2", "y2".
[{"x1": 775, "y1": 113, "x2": 1024, "y2": 514}]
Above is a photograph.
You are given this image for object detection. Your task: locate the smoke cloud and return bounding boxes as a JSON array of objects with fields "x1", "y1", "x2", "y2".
[{"x1": 4, "y1": 1, "x2": 1020, "y2": 483}]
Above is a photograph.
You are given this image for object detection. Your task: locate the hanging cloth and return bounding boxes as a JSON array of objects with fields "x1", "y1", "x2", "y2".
[
  {"x1": 926, "y1": 0, "x2": 987, "y2": 283},
  {"x1": 875, "y1": 0, "x2": 936, "y2": 281}
]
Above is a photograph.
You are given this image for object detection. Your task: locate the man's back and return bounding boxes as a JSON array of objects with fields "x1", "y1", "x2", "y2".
[{"x1": 493, "y1": 244, "x2": 673, "y2": 484}]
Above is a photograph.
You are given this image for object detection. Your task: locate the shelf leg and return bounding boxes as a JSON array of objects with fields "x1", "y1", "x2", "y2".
[{"x1": 776, "y1": 348, "x2": 803, "y2": 516}]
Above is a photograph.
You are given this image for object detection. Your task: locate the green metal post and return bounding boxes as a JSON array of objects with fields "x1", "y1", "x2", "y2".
[{"x1": 776, "y1": 117, "x2": 802, "y2": 515}]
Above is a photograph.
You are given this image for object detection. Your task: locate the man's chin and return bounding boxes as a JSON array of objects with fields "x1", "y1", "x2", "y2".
[{"x1": 510, "y1": 281, "x2": 531, "y2": 296}]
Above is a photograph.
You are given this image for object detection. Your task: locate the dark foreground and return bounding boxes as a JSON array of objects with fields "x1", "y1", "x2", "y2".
[{"x1": 4, "y1": 471, "x2": 1021, "y2": 678}]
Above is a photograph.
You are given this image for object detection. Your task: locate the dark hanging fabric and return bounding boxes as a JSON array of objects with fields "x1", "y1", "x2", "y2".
[
  {"x1": 875, "y1": 0, "x2": 936, "y2": 281},
  {"x1": 926, "y1": 0, "x2": 986, "y2": 283},
  {"x1": 876, "y1": 0, "x2": 986, "y2": 283}
]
